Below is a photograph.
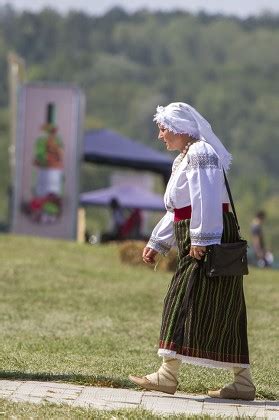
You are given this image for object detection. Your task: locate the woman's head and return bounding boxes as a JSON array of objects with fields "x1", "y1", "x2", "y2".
[
  {"x1": 155, "y1": 103, "x2": 199, "y2": 152},
  {"x1": 154, "y1": 103, "x2": 200, "y2": 139},
  {"x1": 153, "y1": 101, "x2": 232, "y2": 171},
  {"x1": 157, "y1": 123, "x2": 194, "y2": 152}
]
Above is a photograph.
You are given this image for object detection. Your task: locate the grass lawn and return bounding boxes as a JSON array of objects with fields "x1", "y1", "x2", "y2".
[
  {"x1": 0, "y1": 234, "x2": 278, "y2": 417},
  {"x1": 0, "y1": 400, "x2": 215, "y2": 420}
]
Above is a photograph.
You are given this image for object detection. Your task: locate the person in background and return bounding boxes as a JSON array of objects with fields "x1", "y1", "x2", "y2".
[
  {"x1": 251, "y1": 210, "x2": 272, "y2": 267},
  {"x1": 101, "y1": 200, "x2": 143, "y2": 242},
  {"x1": 109, "y1": 198, "x2": 125, "y2": 239},
  {"x1": 120, "y1": 208, "x2": 143, "y2": 239}
]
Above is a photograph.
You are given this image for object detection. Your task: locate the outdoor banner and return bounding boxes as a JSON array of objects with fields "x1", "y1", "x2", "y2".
[{"x1": 12, "y1": 83, "x2": 85, "y2": 240}]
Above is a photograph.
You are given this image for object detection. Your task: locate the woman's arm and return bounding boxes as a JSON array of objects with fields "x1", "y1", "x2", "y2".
[
  {"x1": 186, "y1": 143, "x2": 224, "y2": 247},
  {"x1": 146, "y1": 210, "x2": 176, "y2": 255}
]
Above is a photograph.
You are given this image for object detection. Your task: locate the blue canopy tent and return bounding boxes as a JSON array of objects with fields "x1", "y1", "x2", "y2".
[
  {"x1": 80, "y1": 184, "x2": 165, "y2": 212},
  {"x1": 83, "y1": 129, "x2": 172, "y2": 183}
]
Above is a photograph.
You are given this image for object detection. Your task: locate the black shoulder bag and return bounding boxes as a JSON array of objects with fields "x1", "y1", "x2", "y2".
[{"x1": 204, "y1": 170, "x2": 249, "y2": 277}]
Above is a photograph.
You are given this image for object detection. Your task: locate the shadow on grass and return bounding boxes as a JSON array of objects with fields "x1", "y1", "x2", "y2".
[
  {"x1": 0, "y1": 371, "x2": 277, "y2": 402},
  {"x1": 0, "y1": 370, "x2": 132, "y2": 389}
]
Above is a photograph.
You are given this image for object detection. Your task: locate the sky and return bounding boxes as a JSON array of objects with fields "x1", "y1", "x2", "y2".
[{"x1": 1, "y1": 0, "x2": 279, "y2": 18}]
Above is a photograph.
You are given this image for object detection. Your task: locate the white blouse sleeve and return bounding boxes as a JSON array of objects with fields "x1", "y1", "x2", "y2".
[
  {"x1": 186, "y1": 144, "x2": 224, "y2": 246},
  {"x1": 146, "y1": 211, "x2": 176, "y2": 255}
]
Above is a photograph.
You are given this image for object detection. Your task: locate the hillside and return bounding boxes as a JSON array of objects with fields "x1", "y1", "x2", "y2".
[{"x1": 0, "y1": 6, "x2": 278, "y2": 250}]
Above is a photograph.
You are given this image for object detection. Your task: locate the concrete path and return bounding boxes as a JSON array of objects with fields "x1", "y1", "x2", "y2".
[{"x1": 0, "y1": 380, "x2": 278, "y2": 418}]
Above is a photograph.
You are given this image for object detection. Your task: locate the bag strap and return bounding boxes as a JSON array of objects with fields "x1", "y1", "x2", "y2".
[{"x1": 223, "y1": 169, "x2": 241, "y2": 233}]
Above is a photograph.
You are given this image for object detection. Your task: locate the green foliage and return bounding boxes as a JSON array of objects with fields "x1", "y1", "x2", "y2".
[{"x1": 0, "y1": 6, "x2": 278, "y2": 250}]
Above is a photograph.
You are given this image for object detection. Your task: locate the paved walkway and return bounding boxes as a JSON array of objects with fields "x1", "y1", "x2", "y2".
[{"x1": 0, "y1": 380, "x2": 278, "y2": 418}]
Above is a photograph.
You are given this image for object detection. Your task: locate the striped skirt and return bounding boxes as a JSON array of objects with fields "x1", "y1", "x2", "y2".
[{"x1": 158, "y1": 212, "x2": 250, "y2": 369}]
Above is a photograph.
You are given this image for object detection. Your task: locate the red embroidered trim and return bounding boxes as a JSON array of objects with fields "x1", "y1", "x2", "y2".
[{"x1": 159, "y1": 340, "x2": 249, "y2": 364}]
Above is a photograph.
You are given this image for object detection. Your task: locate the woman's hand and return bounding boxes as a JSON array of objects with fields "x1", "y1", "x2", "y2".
[
  {"x1": 142, "y1": 247, "x2": 158, "y2": 264},
  {"x1": 189, "y1": 245, "x2": 206, "y2": 260}
]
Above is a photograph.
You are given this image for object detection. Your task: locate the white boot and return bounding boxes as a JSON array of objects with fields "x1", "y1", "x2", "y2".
[
  {"x1": 146, "y1": 357, "x2": 181, "y2": 387},
  {"x1": 208, "y1": 367, "x2": 256, "y2": 400},
  {"x1": 129, "y1": 357, "x2": 182, "y2": 395}
]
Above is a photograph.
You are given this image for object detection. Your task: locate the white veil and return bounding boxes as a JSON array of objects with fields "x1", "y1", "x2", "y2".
[{"x1": 154, "y1": 102, "x2": 232, "y2": 171}]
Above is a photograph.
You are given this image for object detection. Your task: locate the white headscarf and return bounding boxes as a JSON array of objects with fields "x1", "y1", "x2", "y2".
[{"x1": 154, "y1": 102, "x2": 232, "y2": 171}]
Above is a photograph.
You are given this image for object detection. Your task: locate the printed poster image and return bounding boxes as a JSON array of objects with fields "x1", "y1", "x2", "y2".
[
  {"x1": 22, "y1": 103, "x2": 64, "y2": 224},
  {"x1": 12, "y1": 84, "x2": 85, "y2": 240}
]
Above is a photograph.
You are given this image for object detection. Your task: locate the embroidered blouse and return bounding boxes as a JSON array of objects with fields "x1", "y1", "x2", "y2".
[{"x1": 147, "y1": 141, "x2": 230, "y2": 254}]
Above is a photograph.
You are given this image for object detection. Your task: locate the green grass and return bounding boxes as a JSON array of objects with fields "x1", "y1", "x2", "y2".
[
  {"x1": 0, "y1": 400, "x2": 220, "y2": 419},
  {"x1": 0, "y1": 234, "x2": 278, "y2": 414}
]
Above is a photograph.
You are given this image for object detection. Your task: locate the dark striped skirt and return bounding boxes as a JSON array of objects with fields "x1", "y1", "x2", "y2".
[{"x1": 158, "y1": 212, "x2": 250, "y2": 369}]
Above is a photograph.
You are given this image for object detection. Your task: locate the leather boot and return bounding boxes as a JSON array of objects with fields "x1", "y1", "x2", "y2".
[
  {"x1": 208, "y1": 367, "x2": 256, "y2": 400},
  {"x1": 129, "y1": 357, "x2": 181, "y2": 395}
]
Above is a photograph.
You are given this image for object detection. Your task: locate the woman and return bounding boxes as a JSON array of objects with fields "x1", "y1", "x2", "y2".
[{"x1": 129, "y1": 102, "x2": 255, "y2": 400}]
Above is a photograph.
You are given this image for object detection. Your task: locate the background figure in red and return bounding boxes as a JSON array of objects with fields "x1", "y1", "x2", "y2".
[
  {"x1": 100, "y1": 201, "x2": 143, "y2": 242},
  {"x1": 120, "y1": 208, "x2": 143, "y2": 239},
  {"x1": 110, "y1": 198, "x2": 125, "y2": 239}
]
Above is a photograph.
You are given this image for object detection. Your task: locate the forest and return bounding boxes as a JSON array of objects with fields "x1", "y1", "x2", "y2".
[{"x1": 0, "y1": 5, "x2": 278, "y2": 250}]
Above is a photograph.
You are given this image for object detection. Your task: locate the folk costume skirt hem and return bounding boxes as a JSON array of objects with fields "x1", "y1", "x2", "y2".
[
  {"x1": 158, "y1": 212, "x2": 250, "y2": 370},
  {"x1": 157, "y1": 350, "x2": 250, "y2": 369}
]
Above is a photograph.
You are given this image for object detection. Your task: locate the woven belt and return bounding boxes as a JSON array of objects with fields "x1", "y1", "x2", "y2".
[{"x1": 174, "y1": 203, "x2": 229, "y2": 222}]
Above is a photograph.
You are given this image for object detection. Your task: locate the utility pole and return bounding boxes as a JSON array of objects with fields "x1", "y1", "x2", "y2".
[{"x1": 7, "y1": 52, "x2": 26, "y2": 229}]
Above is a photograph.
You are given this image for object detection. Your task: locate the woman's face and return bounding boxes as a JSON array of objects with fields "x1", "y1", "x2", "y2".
[{"x1": 158, "y1": 125, "x2": 186, "y2": 152}]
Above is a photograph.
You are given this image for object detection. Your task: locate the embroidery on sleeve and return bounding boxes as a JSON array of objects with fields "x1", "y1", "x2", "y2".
[
  {"x1": 190, "y1": 231, "x2": 222, "y2": 245},
  {"x1": 186, "y1": 153, "x2": 220, "y2": 171},
  {"x1": 148, "y1": 237, "x2": 171, "y2": 255}
]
